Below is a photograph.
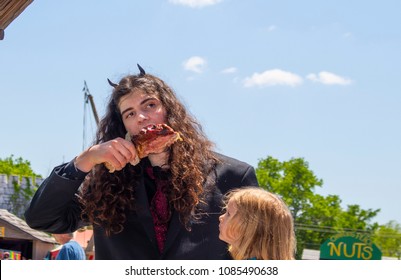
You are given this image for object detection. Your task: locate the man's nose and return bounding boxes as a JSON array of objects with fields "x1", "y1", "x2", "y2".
[{"x1": 137, "y1": 112, "x2": 149, "y2": 122}]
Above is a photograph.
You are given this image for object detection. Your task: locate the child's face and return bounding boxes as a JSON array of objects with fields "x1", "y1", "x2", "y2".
[{"x1": 218, "y1": 199, "x2": 238, "y2": 244}]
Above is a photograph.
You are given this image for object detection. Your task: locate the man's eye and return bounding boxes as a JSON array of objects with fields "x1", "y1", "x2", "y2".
[
  {"x1": 147, "y1": 102, "x2": 156, "y2": 108},
  {"x1": 126, "y1": 112, "x2": 135, "y2": 118}
]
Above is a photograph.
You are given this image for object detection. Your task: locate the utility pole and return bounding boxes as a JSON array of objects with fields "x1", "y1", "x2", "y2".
[
  {"x1": 83, "y1": 81, "x2": 100, "y2": 125},
  {"x1": 81, "y1": 81, "x2": 98, "y2": 257},
  {"x1": 82, "y1": 81, "x2": 100, "y2": 151}
]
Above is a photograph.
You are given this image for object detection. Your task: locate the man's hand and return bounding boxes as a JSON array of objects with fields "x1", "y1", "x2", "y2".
[{"x1": 75, "y1": 137, "x2": 138, "y2": 173}]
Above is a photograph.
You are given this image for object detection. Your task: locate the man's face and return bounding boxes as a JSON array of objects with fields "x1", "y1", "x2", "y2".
[{"x1": 119, "y1": 90, "x2": 167, "y2": 136}]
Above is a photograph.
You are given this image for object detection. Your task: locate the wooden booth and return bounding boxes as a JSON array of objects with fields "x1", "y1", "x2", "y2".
[{"x1": 0, "y1": 209, "x2": 56, "y2": 260}]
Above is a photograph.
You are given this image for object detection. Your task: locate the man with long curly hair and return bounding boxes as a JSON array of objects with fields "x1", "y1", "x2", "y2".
[{"x1": 25, "y1": 65, "x2": 258, "y2": 260}]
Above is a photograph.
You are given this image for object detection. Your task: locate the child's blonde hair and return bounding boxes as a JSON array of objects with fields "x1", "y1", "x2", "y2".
[{"x1": 223, "y1": 187, "x2": 296, "y2": 260}]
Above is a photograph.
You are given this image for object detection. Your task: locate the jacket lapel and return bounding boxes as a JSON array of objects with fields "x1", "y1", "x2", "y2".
[
  {"x1": 162, "y1": 210, "x2": 181, "y2": 255},
  {"x1": 135, "y1": 176, "x2": 158, "y2": 251}
]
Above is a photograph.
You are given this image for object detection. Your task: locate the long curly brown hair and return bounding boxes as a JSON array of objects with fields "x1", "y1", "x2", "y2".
[{"x1": 79, "y1": 72, "x2": 218, "y2": 235}]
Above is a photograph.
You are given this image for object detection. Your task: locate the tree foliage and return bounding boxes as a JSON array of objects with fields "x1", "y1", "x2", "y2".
[
  {"x1": 256, "y1": 156, "x2": 323, "y2": 221},
  {"x1": 372, "y1": 221, "x2": 401, "y2": 259},
  {"x1": 0, "y1": 155, "x2": 41, "y2": 218},
  {"x1": 0, "y1": 155, "x2": 41, "y2": 177}
]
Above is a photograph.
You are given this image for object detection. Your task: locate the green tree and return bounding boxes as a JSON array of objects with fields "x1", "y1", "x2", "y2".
[
  {"x1": 300, "y1": 196, "x2": 380, "y2": 253},
  {"x1": 337, "y1": 204, "x2": 380, "y2": 232},
  {"x1": 372, "y1": 221, "x2": 401, "y2": 259},
  {"x1": 256, "y1": 156, "x2": 323, "y2": 220},
  {"x1": 0, "y1": 155, "x2": 40, "y2": 177},
  {"x1": 298, "y1": 194, "x2": 343, "y2": 250}
]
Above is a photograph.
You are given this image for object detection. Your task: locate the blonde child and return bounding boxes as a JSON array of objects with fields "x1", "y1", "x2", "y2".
[{"x1": 219, "y1": 187, "x2": 296, "y2": 260}]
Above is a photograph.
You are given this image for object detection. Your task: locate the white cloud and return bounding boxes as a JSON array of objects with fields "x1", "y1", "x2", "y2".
[
  {"x1": 169, "y1": 0, "x2": 223, "y2": 8},
  {"x1": 183, "y1": 56, "x2": 207, "y2": 73},
  {"x1": 243, "y1": 69, "x2": 303, "y2": 87},
  {"x1": 306, "y1": 71, "x2": 352, "y2": 85},
  {"x1": 221, "y1": 67, "x2": 237, "y2": 74}
]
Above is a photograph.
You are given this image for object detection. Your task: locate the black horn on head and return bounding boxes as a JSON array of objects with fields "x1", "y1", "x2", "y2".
[
  {"x1": 107, "y1": 78, "x2": 118, "y2": 88},
  {"x1": 137, "y1": 64, "x2": 146, "y2": 76}
]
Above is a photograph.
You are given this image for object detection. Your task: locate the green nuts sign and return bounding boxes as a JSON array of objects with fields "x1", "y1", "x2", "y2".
[{"x1": 320, "y1": 233, "x2": 382, "y2": 260}]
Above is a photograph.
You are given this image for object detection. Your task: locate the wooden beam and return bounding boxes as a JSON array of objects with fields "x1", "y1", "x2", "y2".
[{"x1": 0, "y1": 0, "x2": 33, "y2": 30}]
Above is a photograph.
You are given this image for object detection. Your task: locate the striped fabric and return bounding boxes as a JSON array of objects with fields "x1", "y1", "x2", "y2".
[{"x1": 1, "y1": 249, "x2": 21, "y2": 260}]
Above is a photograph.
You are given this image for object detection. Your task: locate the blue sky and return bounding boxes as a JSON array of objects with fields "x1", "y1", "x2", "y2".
[{"x1": 1, "y1": 0, "x2": 400, "y2": 225}]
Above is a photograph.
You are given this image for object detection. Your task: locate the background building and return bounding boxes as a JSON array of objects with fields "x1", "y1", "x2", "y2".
[{"x1": 0, "y1": 208, "x2": 55, "y2": 259}]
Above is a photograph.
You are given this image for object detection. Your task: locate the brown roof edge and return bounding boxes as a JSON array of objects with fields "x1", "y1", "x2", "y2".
[
  {"x1": 0, "y1": 209, "x2": 55, "y2": 243},
  {"x1": 0, "y1": 0, "x2": 34, "y2": 40}
]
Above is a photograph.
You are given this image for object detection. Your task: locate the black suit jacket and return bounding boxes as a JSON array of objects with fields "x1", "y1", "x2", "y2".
[{"x1": 25, "y1": 153, "x2": 258, "y2": 259}]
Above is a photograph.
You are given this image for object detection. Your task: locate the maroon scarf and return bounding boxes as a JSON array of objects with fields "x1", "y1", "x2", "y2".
[{"x1": 146, "y1": 167, "x2": 171, "y2": 253}]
